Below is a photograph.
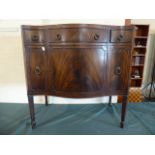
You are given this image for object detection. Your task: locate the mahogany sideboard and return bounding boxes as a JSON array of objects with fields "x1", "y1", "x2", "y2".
[{"x1": 21, "y1": 24, "x2": 135, "y2": 129}]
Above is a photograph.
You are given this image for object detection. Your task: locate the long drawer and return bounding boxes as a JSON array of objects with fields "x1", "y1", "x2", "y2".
[{"x1": 46, "y1": 28, "x2": 109, "y2": 43}]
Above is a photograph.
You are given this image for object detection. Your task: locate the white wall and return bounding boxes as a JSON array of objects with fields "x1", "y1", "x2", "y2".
[{"x1": 0, "y1": 19, "x2": 125, "y2": 103}]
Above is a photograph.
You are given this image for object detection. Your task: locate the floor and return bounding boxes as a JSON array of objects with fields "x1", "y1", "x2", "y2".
[{"x1": 0, "y1": 102, "x2": 155, "y2": 135}]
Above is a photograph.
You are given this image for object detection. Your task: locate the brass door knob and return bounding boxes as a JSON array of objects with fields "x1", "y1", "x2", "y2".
[
  {"x1": 35, "y1": 66, "x2": 41, "y2": 76},
  {"x1": 115, "y1": 66, "x2": 121, "y2": 75}
]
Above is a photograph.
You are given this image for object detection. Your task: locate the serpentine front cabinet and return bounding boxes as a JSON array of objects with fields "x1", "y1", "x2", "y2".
[{"x1": 21, "y1": 24, "x2": 135, "y2": 129}]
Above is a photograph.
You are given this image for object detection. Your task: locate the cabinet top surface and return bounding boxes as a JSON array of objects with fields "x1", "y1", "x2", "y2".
[{"x1": 21, "y1": 24, "x2": 135, "y2": 30}]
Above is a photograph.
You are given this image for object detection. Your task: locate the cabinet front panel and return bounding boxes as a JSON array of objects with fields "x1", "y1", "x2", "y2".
[
  {"x1": 27, "y1": 46, "x2": 47, "y2": 92},
  {"x1": 22, "y1": 25, "x2": 134, "y2": 96},
  {"x1": 48, "y1": 46, "x2": 108, "y2": 93},
  {"x1": 108, "y1": 46, "x2": 131, "y2": 94}
]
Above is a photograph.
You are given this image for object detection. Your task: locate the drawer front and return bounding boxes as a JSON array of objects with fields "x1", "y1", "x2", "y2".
[
  {"x1": 110, "y1": 30, "x2": 133, "y2": 43},
  {"x1": 23, "y1": 30, "x2": 45, "y2": 44},
  {"x1": 47, "y1": 28, "x2": 109, "y2": 43}
]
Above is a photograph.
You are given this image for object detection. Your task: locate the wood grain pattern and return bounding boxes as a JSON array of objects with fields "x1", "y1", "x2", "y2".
[
  {"x1": 48, "y1": 46, "x2": 107, "y2": 93},
  {"x1": 21, "y1": 24, "x2": 135, "y2": 128}
]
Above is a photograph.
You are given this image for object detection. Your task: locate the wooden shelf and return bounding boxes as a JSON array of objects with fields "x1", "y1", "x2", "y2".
[
  {"x1": 132, "y1": 64, "x2": 144, "y2": 67},
  {"x1": 130, "y1": 86, "x2": 142, "y2": 88},
  {"x1": 134, "y1": 46, "x2": 146, "y2": 48},
  {"x1": 133, "y1": 54, "x2": 145, "y2": 57},
  {"x1": 131, "y1": 78, "x2": 142, "y2": 80},
  {"x1": 124, "y1": 23, "x2": 149, "y2": 88},
  {"x1": 134, "y1": 36, "x2": 148, "y2": 39}
]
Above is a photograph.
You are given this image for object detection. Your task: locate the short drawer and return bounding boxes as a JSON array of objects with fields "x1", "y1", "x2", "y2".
[
  {"x1": 47, "y1": 28, "x2": 109, "y2": 43},
  {"x1": 110, "y1": 30, "x2": 133, "y2": 43},
  {"x1": 23, "y1": 30, "x2": 45, "y2": 44}
]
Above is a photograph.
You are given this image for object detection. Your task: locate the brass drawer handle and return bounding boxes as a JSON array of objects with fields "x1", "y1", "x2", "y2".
[
  {"x1": 56, "y1": 34, "x2": 62, "y2": 40},
  {"x1": 117, "y1": 34, "x2": 123, "y2": 42},
  {"x1": 35, "y1": 66, "x2": 41, "y2": 76},
  {"x1": 119, "y1": 34, "x2": 123, "y2": 38},
  {"x1": 117, "y1": 38, "x2": 121, "y2": 42},
  {"x1": 94, "y1": 34, "x2": 100, "y2": 40},
  {"x1": 115, "y1": 66, "x2": 121, "y2": 75},
  {"x1": 31, "y1": 35, "x2": 39, "y2": 42}
]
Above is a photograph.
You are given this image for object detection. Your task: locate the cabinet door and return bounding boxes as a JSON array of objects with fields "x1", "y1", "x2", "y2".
[
  {"x1": 108, "y1": 46, "x2": 131, "y2": 94},
  {"x1": 27, "y1": 46, "x2": 47, "y2": 93},
  {"x1": 48, "y1": 46, "x2": 108, "y2": 93}
]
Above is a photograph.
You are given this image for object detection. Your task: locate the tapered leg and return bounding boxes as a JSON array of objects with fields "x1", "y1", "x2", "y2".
[
  {"x1": 45, "y1": 95, "x2": 48, "y2": 106},
  {"x1": 108, "y1": 96, "x2": 112, "y2": 106},
  {"x1": 120, "y1": 95, "x2": 128, "y2": 128},
  {"x1": 28, "y1": 95, "x2": 36, "y2": 129}
]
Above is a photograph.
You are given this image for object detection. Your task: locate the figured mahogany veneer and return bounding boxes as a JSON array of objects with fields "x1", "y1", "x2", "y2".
[{"x1": 21, "y1": 24, "x2": 135, "y2": 129}]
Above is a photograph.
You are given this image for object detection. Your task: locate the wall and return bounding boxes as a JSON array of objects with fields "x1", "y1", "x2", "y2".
[
  {"x1": 131, "y1": 19, "x2": 155, "y2": 86},
  {"x1": 0, "y1": 19, "x2": 125, "y2": 103}
]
